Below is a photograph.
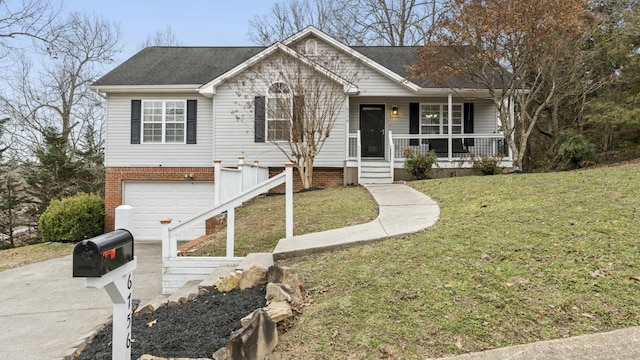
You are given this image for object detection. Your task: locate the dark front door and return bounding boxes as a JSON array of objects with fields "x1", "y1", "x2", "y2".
[{"x1": 360, "y1": 105, "x2": 385, "y2": 157}]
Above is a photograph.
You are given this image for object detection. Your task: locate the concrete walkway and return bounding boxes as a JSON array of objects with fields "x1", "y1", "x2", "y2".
[
  {"x1": 0, "y1": 242, "x2": 163, "y2": 360},
  {"x1": 273, "y1": 183, "x2": 440, "y2": 259}
]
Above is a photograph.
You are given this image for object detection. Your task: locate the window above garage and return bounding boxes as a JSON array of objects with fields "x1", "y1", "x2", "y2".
[
  {"x1": 142, "y1": 100, "x2": 186, "y2": 143},
  {"x1": 131, "y1": 99, "x2": 197, "y2": 144}
]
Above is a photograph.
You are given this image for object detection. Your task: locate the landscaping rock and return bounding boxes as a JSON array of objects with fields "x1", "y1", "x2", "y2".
[
  {"x1": 167, "y1": 280, "x2": 200, "y2": 307},
  {"x1": 264, "y1": 301, "x2": 292, "y2": 323},
  {"x1": 212, "y1": 346, "x2": 228, "y2": 360},
  {"x1": 199, "y1": 266, "x2": 236, "y2": 292},
  {"x1": 228, "y1": 309, "x2": 278, "y2": 360},
  {"x1": 266, "y1": 266, "x2": 303, "y2": 304},
  {"x1": 136, "y1": 294, "x2": 168, "y2": 315},
  {"x1": 216, "y1": 270, "x2": 242, "y2": 292},
  {"x1": 138, "y1": 355, "x2": 211, "y2": 360},
  {"x1": 239, "y1": 265, "x2": 268, "y2": 290},
  {"x1": 241, "y1": 301, "x2": 292, "y2": 327},
  {"x1": 265, "y1": 283, "x2": 292, "y2": 304}
]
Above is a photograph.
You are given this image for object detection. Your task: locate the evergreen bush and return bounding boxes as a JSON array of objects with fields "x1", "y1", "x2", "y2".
[
  {"x1": 403, "y1": 149, "x2": 438, "y2": 180},
  {"x1": 39, "y1": 192, "x2": 104, "y2": 242},
  {"x1": 470, "y1": 153, "x2": 503, "y2": 175},
  {"x1": 554, "y1": 130, "x2": 597, "y2": 169}
]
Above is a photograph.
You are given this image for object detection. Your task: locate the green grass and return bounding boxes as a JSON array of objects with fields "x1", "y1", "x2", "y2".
[
  {"x1": 274, "y1": 163, "x2": 640, "y2": 359},
  {"x1": 188, "y1": 186, "x2": 379, "y2": 257},
  {"x1": 0, "y1": 242, "x2": 74, "y2": 272}
]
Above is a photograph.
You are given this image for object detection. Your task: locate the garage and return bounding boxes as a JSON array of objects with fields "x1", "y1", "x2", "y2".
[{"x1": 122, "y1": 181, "x2": 215, "y2": 241}]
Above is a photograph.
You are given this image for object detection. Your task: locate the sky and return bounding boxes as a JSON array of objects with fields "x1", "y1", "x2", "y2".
[{"x1": 61, "y1": 0, "x2": 280, "y2": 60}]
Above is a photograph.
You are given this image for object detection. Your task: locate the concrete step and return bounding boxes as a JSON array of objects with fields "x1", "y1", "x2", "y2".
[
  {"x1": 361, "y1": 166, "x2": 391, "y2": 173},
  {"x1": 361, "y1": 171, "x2": 392, "y2": 178},
  {"x1": 237, "y1": 252, "x2": 274, "y2": 271},
  {"x1": 360, "y1": 177, "x2": 393, "y2": 184}
]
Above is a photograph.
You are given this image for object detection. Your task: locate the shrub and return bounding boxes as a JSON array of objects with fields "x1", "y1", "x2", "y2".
[
  {"x1": 404, "y1": 149, "x2": 438, "y2": 180},
  {"x1": 470, "y1": 153, "x2": 503, "y2": 175},
  {"x1": 553, "y1": 130, "x2": 597, "y2": 170},
  {"x1": 39, "y1": 192, "x2": 104, "y2": 242}
]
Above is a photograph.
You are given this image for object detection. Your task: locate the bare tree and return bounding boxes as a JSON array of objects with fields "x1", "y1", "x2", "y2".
[
  {"x1": 410, "y1": 0, "x2": 594, "y2": 170},
  {"x1": 2, "y1": 12, "x2": 121, "y2": 153},
  {"x1": 140, "y1": 25, "x2": 182, "y2": 49},
  {"x1": 0, "y1": 0, "x2": 60, "y2": 61},
  {"x1": 248, "y1": 0, "x2": 446, "y2": 46},
  {"x1": 232, "y1": 46, "x2": 360, "y2": 188}
]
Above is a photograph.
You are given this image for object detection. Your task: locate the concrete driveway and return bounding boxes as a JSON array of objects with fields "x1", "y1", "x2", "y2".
[{"x1": 0, "y1": 241, "x2": 163, "y2": 360}]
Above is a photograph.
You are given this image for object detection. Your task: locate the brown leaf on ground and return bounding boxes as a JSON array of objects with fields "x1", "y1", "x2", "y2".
[
  {"x1": 378, "y1": 344, "x2": 397, "y2": 359},
  {"x1": 146, "y1": 319, "x2": 157, "y2": 327},
  {"x1": 630, "y1": 276, "x2": 640, "y2": 282},
  {"x1": 455, "y1": 336, "x2": 464, "y2": 351}
]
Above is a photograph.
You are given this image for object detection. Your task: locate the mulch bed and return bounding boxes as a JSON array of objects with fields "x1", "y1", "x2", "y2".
[{"x1": 76, "y1": 287, "x2": 266, "y2": 359}]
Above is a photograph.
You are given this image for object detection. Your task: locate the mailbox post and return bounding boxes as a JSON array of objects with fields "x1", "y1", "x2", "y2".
[{"x1": 73, "y1": 229, "x2": 136, "y2": 360}]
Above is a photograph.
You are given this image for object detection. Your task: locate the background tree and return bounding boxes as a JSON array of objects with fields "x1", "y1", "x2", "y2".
[
  {"x1": 249, "y1": 0, "x2": 446, "y2": 46},
  {"x1": 139, "y1": 25, "x2": 182, "y2": 49},
  {"x1": 585, "y1": 1, "x2": 640, "y2": 154},
  {"x1": 0, "y1": 158, "x2": 27, "y2": 249},
  {"x1": 0, "y1": 0, "x2": 59, "y2": 61},
  {"x1": 1, "y1": 12, "x2": 120, "y2": 219},
  {"x1": 410, "y1": 0, "x2": 594, "y2": 170},
  {"x1": 232, "y1": 48, "x2": 360, "y2": 188}
]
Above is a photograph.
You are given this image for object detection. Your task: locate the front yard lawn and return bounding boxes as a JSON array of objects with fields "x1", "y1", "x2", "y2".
[{"x1": 273, "y1": 163, "x2": 640, "y2": 359}]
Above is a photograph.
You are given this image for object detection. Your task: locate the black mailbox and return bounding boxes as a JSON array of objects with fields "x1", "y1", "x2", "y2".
[{"x1": 73, "y1": 229, "x2": 134, "y2": 278}]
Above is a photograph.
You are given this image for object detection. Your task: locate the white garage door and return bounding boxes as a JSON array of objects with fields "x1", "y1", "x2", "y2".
[{"x1": 122, "y1": 181, "x2": 215, "y2": 241}]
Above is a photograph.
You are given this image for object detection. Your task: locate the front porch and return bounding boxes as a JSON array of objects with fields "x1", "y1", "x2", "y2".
[{"x1": 347, "y1": 131, "x2": 513, "y2": 184}]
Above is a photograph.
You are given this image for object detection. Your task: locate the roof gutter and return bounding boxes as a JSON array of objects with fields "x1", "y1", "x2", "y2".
[{"x1": 89, "y1": 84, "x2": 202, "y2": 94}]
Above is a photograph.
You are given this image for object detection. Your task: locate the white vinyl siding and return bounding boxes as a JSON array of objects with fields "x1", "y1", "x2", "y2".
[
  {"x1": 349, "y1": 97, "x2": 498, "y2": 135},
  {"x1": 295, "y1": 37, "x2": 416, "y2": 97},
  {"x1": 212, "y1": 80, "x2": 347, "y2": 168},
  {"x1": 104, "y1": 93, "x2": 213, "y2": 167}
]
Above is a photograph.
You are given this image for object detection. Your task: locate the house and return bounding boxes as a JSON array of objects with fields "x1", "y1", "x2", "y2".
[{"x1": 90, "y1": 26, "x2": 512, "y2": 240}]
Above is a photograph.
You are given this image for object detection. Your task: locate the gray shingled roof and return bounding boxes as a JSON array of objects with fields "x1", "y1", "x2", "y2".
[
  {"x1": 93, "y1": 47, "x2": 265, "y2": 86},
  {"x1": 93, "y1": 45, "x2": 493, "y2": 89}
]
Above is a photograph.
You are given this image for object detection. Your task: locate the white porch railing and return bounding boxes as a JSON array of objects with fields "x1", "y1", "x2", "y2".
[
  {"x1": 214, "y1": 158, "x2": 270, "y2": 206},
  {"x1": 348, "y1": 133, "x2": 512, "y2": 163},
  {"x1": 160, "y1": 162, "x2": 294, "y2": 294}
]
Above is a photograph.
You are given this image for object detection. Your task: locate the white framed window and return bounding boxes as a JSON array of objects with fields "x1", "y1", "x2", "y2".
[
  {"x1": 142, "y1": 100, "x2": 186, "y2": 143},
  {"x1": 266, "y1": 82, "x2": 291, "y2": 141},
  {"x1": 305, "y1": 38, "x2": 317, "y2": 56},
  {"x1": 420, "y1": 103, "x2": 463, "y2": 135}
]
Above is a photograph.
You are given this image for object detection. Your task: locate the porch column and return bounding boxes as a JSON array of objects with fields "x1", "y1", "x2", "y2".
[
  {"x1": 448, "y1": 92, "x2": 453, "y2": 161},
  {"x1": 344, "y1": 94, "x2": 349, "y2": 161}
]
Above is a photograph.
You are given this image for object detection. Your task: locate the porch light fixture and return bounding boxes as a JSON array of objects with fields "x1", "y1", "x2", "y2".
[{"x1": 391, "y1": 105, "x2": 399, "y2": 116}]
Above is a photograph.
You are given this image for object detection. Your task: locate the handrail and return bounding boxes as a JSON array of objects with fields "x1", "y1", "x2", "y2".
[
  {"x1": 388, "y1": 130, "x2": 394, "y2": 181},
  {"x1": 356, "y1": 130, "x2": 362, "y2": 183},
  {"x1": 170, "y1": 172, "x2": 285, "y2": 234}
]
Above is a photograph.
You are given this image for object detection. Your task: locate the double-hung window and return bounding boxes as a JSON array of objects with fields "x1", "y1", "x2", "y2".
[
  {"x1": 142, "y1": 100, "x2": 186, "y2": 143},
  {"x1": 420, "y1": 103, "x2": 462, "y2": 135},
  {"x1": 266, "y1": 82, "x2": 291, "y2": 141}
]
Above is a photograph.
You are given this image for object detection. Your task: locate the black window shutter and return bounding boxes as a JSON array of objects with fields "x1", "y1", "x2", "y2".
[
  {"x1": 292, "y1": 96, "x2": 304, "y2": 142},
  {"x1": 254, "y1": 96, "x2": 265, "y2": 143},
  {"x1": 131, "y1": 100, "x2": 141, "y2": 144},
  {"x1": 409, "y1": 102, "x2": 419, "y2": 146},
  {"x1": 186, "y1": 100, "x2": 197, "y2": 144},
  {"x1": 463, "y1": 103, "x2": 474, "y2": 147}
]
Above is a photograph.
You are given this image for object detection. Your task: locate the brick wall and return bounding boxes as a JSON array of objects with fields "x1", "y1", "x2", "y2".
[
  {"x1": 105, "y1": 167, "x2": 214, "y2": 232},
  {"x1": 105, "y1": 166, "x2": 345, "y2": 232}
]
